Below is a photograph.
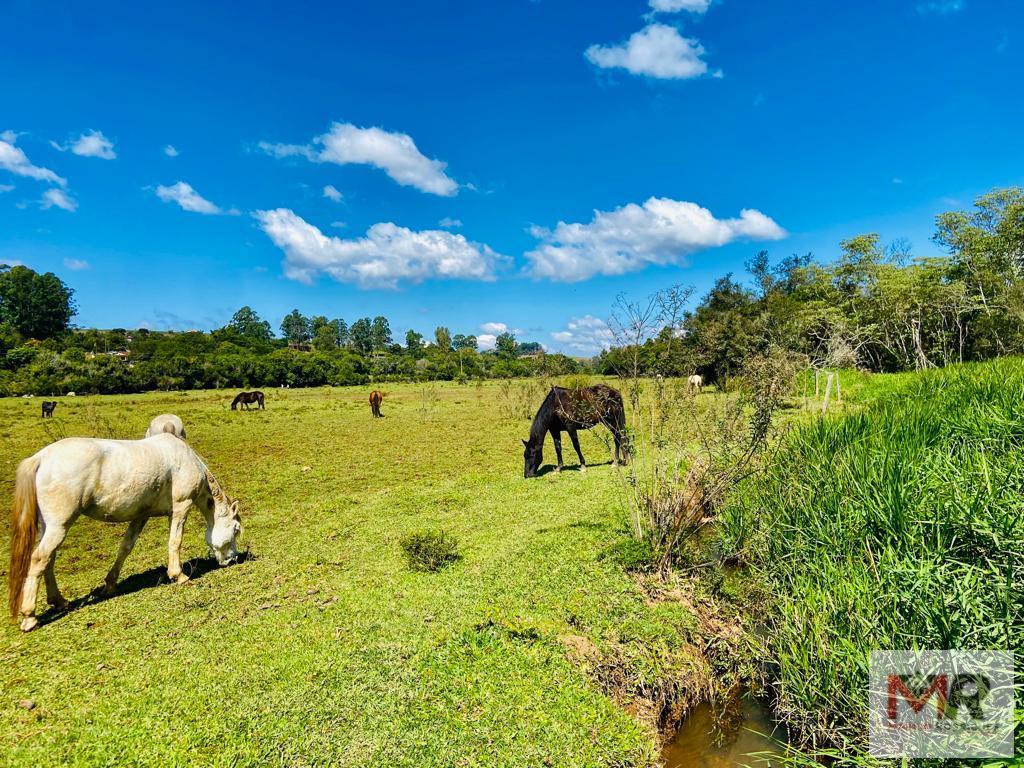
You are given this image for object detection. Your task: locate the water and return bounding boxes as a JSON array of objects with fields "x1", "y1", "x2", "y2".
[{"x1": 661, "y1": 696, "x2": 786, "y2": 768}]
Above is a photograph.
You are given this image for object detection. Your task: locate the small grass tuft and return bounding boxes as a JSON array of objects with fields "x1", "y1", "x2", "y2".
[{"x1": 400, "y1": 529, "x2": 461, "y2": 572}]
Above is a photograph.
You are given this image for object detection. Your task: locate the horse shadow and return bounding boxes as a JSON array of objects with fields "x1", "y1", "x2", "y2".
[
  {"x1": 34, "y1": 552, "x2": 254, "y2": 628},
  {"x1": 535, "y1": 460, "x2": 614, "y2": 477}
]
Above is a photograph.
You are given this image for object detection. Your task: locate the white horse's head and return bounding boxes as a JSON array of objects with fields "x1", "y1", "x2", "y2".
[{"x1": 204, "y1": 471, "x2": 242, "y2": 566}]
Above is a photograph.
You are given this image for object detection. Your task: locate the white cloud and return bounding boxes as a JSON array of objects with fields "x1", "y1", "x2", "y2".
[
  {"x1": 649, "y1": 0, "x2": 711, "y2": 13},
  {"x1": 916, "y1": 0, "x2": 964, "y2": 13},
  {"x1": 585, "y1": 23, "x2": 711, "y2": 80},
  {"x1": 551, "y1": 315, "x2": 615, "y2": 355},
  {"x1": 63, "y1": 258, "x2": 89, "y2": 270},
  {"x1": 164, "y1": 144, "x2": 179, "y2": 157},
  {"x1": 51, "y1": 130, "x2": 116, "y2": 160},
  {"x1": 477, "y1": 334, "x2": 498, "y2": 350},
  {"x1": 0, "y1": 135, "x2": 66, "y2": 186},
  {"x1": 254, "y1": 208, "x2": 504, "y2": 289},
  {"x1": 0, "y1": 184, "x2": 13, "y2": 193},
  {"x1": 154, "y1": 181, "x2": 227, "y2": 214},
  {"x1": 260, "y1": 122, "x2": 458, "y2": 196},
  {"x1": 41, "y1": 188, "x2": 77, "y2": 212},
  {"x1": 330, "y1": 221, "x2": 347, "y2": 229},
  {"x1": 439, "y1": 217, "x2": 463, "y2": 228},
  {"x1": 526, "y1": 196, "x2": 786, "y2": 282},
  {"x1": 323, "y1": 184, "x2": 343, "y2": 202}
]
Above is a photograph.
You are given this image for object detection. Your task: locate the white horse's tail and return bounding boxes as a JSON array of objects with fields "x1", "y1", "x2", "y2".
[{"x1": 9, "y1": 456, "x2": 40, "y2": 617}]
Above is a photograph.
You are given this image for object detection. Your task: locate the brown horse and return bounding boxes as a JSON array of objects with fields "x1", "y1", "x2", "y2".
[
  {"x1": 523, "y1": 384, "x2": 629, "y2": 477},
  {"x1": 369, "y1": 390, "x2": 384, "y2": 418},
  {"x1": 231, "y1": 391, "x2": 265, "y2": 411}
]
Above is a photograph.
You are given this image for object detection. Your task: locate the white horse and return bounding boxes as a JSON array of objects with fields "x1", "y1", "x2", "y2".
[
  {"x1": 687, "y1": 374, "x2": 704, "y2": 394},
  {"x1": 145, "y1": 413, "x2": 186, "y2": 440},
  {"x1": 8, "y1": 433, "x2": 241, "y2": 631}
]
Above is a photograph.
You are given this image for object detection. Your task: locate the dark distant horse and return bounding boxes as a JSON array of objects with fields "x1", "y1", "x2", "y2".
[
  {"x1": 369, "y1": 390, "x2": 384, "y2": 418},
  {"x1": 522, "y1": 384, "x2": 629, "y2": 478},
  {"x1": 40, "y1": 401, "x2": 57, "y2": 418},
  {"x1": 231, "y1": 391, "x2": 265, "y2": 411}
]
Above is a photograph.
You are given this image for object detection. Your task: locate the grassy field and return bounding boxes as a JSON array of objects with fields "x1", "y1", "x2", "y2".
[{"x1": 0, "y1": 381, "x2": 752, "y2": 767}]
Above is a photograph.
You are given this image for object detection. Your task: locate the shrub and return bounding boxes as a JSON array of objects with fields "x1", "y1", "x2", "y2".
[
  {"x1": 400, "y1": 530, "x2": 460, "y2": 572},
  {"x1": 719, "y1": 358, "x2": 1024, "y2": 756}
]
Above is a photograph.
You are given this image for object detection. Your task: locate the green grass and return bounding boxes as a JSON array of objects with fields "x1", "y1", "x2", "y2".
[
  {"x1": 720, "y1": 358, "x2": 1024, "y2": 762},
  {"x1": 0, "y1": 382, "x2": 740, "y2": 767}
]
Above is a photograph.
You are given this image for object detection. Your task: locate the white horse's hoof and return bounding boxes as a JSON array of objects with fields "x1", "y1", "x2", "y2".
[
  {"x1": 173, "y1": 573, "x2": 190, "y2": 585},
  {"x1": 580, "y1": 465, "x2": 587, "y2": 473},
  {"x1": 20, "y1": 616, "x2": 38, "y2": 632}
]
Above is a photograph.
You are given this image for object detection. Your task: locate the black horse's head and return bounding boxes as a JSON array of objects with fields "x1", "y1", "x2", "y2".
[{"x1": 522, "y1": 438, "x2": 542, "y2": 479}]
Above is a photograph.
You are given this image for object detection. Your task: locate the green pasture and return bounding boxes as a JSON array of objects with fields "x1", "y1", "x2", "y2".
[{"x1": 0, "y1": 382, "x2": 727, "y2": 768}]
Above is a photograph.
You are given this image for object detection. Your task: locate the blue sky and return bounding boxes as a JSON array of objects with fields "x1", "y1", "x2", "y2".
[{"x1": 1, "y1": 0, "x2": 1021, "y2": 354}]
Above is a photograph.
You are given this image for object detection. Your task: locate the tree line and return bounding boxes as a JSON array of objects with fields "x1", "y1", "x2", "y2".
[
  {"x1": 0, "y1": 268, "x2": 577, "y2": 395},
  {"x1": 2, "y1": 187, "x2": 1022, "y2": 395},
  {"x1": 596, "y1": 187, "x2": 1024, "y2": 382}
]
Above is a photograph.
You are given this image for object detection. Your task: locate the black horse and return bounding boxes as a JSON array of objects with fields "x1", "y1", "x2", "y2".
[
  {"x1": 231, "y1": 391, "x2": 265, "y2": 411},
  {"x1": 41, "y1": 401, "x2": 57, "y2": 418},
  {"x1": 523, "y1": 384, "x2": 629, "y2": 478}
]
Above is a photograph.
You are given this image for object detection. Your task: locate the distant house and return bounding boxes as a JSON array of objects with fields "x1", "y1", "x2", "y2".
[{"x1": 85, "y1": 349, "x2": 130, "y2": 360}]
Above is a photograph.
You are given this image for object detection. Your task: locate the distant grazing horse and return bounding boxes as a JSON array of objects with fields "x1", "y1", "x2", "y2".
[
  {"x1": 7, "y1": 434, "x2": 241, "y2": 632},
  {"x1": 687, "y1": 374, "x2": 704, "y2": 394},
  {"x1": 369, "y1": 390, "x2": 384, "y2": 418},
  {"x1": 523, "y1": 384, "x2": 629, "y2": 478},
  {"x1": 231, "y1": 391, "x2": 265, "y2": 411},
  {"x1": 145, "y1": 413, "x2": 186, "y2": 440},
  {"x1": 40, "y1": 401, "x2": 57, "y2": 418}
]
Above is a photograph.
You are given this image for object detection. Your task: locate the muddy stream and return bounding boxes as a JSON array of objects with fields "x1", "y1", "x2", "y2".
[{"x1": 661, "y1": 696, "x2": 786, "y2": 768}]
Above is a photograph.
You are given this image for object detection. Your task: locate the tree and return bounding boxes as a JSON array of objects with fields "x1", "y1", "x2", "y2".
[
  {"x1": 453, "y1": 334, "x2": 477, "y2": 351},
  {"x1": 370, "y1": 316, "x2": 392, "y2": 351},
  {"x1": 280, "y1": 310, "x2": 311, "y2": 347},
  {"x1": 495, "y1": 332, "x2": 517, "y2": 359},
  {"x1": 228, "y1": 306, "x2": 273, "y2": 341},
  {"x1": 350, "y1": 318, "x2": 372, "y2": 354},
  {"x1": 405, "y1": 330, "x2": 425, "y2": 357},
  {"x1": 0, "y1": 264, "x2": 76, "y2": 340},
  {"x1": 335, "y1": 318, "x2": 350, "y2": 347},
  {"x1": 434, "y1": 326, "x2": 452, "y2": 352},
  {"x1": 934, "y1": 187, "x2": 1024, "y2": 357},
  {"x1": 312, "y1": 324, "x2": 338, "y2": 352}
]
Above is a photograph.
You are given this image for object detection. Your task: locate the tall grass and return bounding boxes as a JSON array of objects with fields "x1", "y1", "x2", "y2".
[{"x1": 719, "y1": 358, "x2": 1023, "y2": 761}]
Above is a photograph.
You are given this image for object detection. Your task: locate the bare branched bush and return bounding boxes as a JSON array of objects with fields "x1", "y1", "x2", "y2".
[
  {"x1": 417, "y1": 383, "x2": 439, "y2": 414},
  {"x1": 83, "y1": 404, "x2": 135, "y2": 439},
  {"x1": 496, "y1": 378, "x2": 547, "y2": 421},
  {"x1": 607, "y1": 285, "x2": 799, "y2": 573}
]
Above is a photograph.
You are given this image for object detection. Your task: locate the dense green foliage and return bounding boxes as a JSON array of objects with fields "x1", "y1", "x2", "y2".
[
  {"x1": 0, "y1": 264, "x2": 76, "y2": 344},
  {"x1": 718, "y1": 358, "x2": 1023, "y2": 759},
  {"x1": 0, "y1": 300, "x2": 584, "y2": 396},
  {"x1": 598, "y1": 188, "x2": 1024, "y2": 382}
]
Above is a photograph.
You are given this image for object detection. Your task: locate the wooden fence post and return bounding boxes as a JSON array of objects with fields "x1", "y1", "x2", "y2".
[{"x1": 821, "y1": 372, "x2": 834, "y2": 414}]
